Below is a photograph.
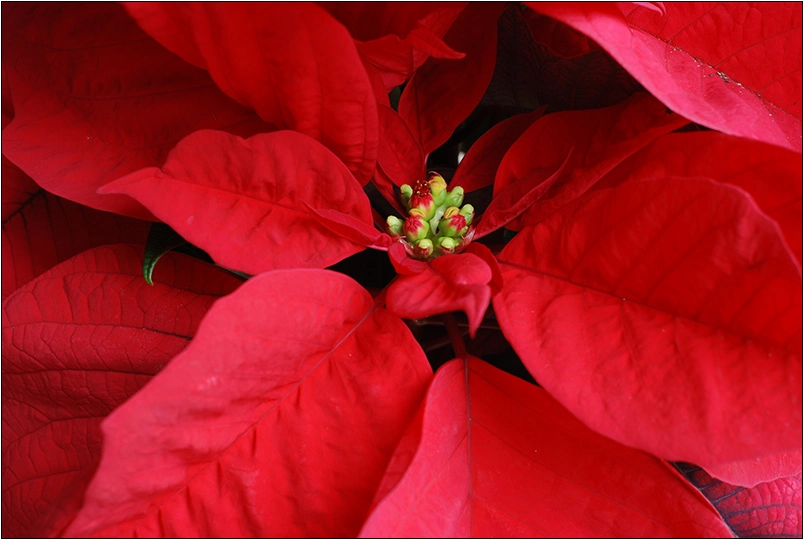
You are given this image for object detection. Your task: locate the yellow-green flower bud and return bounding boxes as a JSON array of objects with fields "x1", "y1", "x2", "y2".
[
  {"x1": 445, "y1": 186, "x2": 464, "y2": 208},
  {"x1": 386, "y1": 215, "x2": 404, "y2": 236},
  {"x1": 428, "y1": 173, "x2": 448, "y2": 206},
  {"x1": 400, "y1": 184, "x2": 413, "y2": 206}
]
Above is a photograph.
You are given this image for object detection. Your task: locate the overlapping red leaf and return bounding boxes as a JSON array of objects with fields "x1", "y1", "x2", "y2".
[
  {"x1": 386, "y1": 244, "x2": 494, "y2": 337},
  {"x1": 321, "y1": 2, "x2": 467, "y2": 90},
  {"x1": 2, "y1": 167, "x2": 149, "y2": 298},
  {"x1": 449, "y1": 109, "x2": 544, "y2": 194},
  {"x1": 2, "y1": 245, "x2": 242, "y2": 537},
  {"x1": 703, "y1": 450, "x2": 803, "y2": 489},
  {"x1": 678, "y1": 463, "x2": 802, "y2": 537},
  {"x1": 1, "y1": 3, "x2": 269, "y2": 219},
  {"x1": 399, "y1": 2, "x2": 505, "y2": 156},
  {"x1": 494, "y1": 175, "x2": 802, "y2": 472},
  {"x1": 360, "y1": 357, "x2": 731, "y2": 537},
  {"x1": 530, "y1": 2, "x2": 803, "y2": 152},
  {"x1": 124, "y1": 2, "x2": 378, "y2": 183},
  {"x1": 488, "y1": 93, "x2": 688, "y2": 233},
  {"x1": 102, "y1": 130, "x2": 374, "y2": 275},
  {"x1": 66, "y1": 270, "x2": 432, "y2": 537},
  {"x1": 601, "y1": 131, "x2": 803, "y2": 265}
]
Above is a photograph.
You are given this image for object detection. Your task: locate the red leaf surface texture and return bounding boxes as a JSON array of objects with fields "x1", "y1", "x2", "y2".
[
  {"x1": 679, "y1": 463, "x2": 802, "y2": 537},
  {"x1": 491, "y1": 93, "x2": 688, "y2": 232},
  {"x1": 2, "y1": 244, "x2": 242, "y2": 537},
  {"x1": 386, "y1": 249, "x2": 494, "y2": 337},
  {"x1": 360, "y1": 357, "x2": 731, "y2": 537},
  {"x1": 2, "y1": 168, "x2": 149, "y2": 298},
  {"x1": 66, "y1": 269, "x2": 432, "y2": 537},
  {"x1": 124, "y1": 2, "x2": 378, "y2": 183},
  {"x1": 102, "y1": 130, "x2": 374, "y2": 275},
  {"x1": 322, "y1": 3, "x2": 466, "y2": 90},
  {"x1": 449, "y1": 109, "x2": 544, "y2": 194},
  {"x1": 602, "y1": 131, "x2": 803, "y2": 266},
  {"x1": 2, "y1": 3, "x2": 269, "y2": 219},
  {"x1": 400, "y1": 3, "x2": 504, "y2": 156},
  {"x1": 531, "y1": 3, "x2": 803, "y2": 152},
  {"x1": 494, "y1": 176, "x2": 802, "y2": 469}
]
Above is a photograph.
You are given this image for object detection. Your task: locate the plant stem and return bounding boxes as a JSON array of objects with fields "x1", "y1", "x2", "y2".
[{"x1": 442, "y1": 312, "x2": 469, "y2": 359}]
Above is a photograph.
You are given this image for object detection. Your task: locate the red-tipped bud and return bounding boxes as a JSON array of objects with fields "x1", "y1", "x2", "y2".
[
  {"x1": 459, "y1": 204, "x2": 475, "y2": 226},
  {"x1": 414, "y1": 238, "x2": 434, "y2": 259},
  {"x1": 435, "y1": 236, "x2": 458, "y2": 256},
  {"x1": 404, "y1": 214, "x2": 430, "y2": 242},
  {"x1": 437, "y1": 207, "x2": 467, "y2": 237},
  {"x1": 408, "y1": 191, "x2": 436, "y2": 220}
]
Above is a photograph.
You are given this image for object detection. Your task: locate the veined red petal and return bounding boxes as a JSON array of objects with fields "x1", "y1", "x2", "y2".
[
  {"x1": 66, "y1": 270, "x2": 432, "y2": 537},
  {"x1": 360, "y1": 358, "x2": 731, "y2": 537},
  {"x1": 2, "y1": 245, "x2": 242, "y2": 537},
  {"x1": 494, "y1": 176, "x2": 802, "y2": 468}
]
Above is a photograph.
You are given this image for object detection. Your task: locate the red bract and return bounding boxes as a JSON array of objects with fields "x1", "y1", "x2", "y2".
[
  {"x1": 321, "y1": 2, "x2": 467, "y2": 91},
  {"x1": 2, "y1": 1, "x2": 801, "y2": 537},
  {"x1": 102, "y1": 130, "x2": 374, "y2": 274},
  {"x1": 2, "y1": 167, "x2": 150, "y2": 298},
  {"x1": 2, "y1": 245, "x2": 242, "y2": 537},
  {"x1": 124, "y1": 2, "x2": 379, "y2": 184},
  {"x1": 678, "y1": 463, "x2": 803, "y2": 537},
  {"x1": 360, "y1": 357, "x2": 732, "y2": 537},
  {"x1": 400, "y1": 2, "x2": 505, "y2": 155},
  {"x1": 1, "y1": 3, "x2": 270, "y2": 219},
  {"x1": 65, "y1": 270, "x2": 431, "y2": 537},
  {"x1": 531, "y1": 2, "x2": 803, "y2": 152},
  {"x1": 494, "y1": 175, "x2": 802, "y2": 469}
]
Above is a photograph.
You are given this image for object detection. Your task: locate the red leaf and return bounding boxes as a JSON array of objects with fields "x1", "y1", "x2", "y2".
[
  {"x1": 494, "y1": 176, "x2": 802, "y2": 468},
  {"x1": 678, "y1": 463, "x2": 802, "y2": 537},
  {"x1": 602, "y1": 131, "x2": 803, "y2": 265},
  {"x1": 388, "y1": 242, "x2": 430, "y2": 276},
  {"x1": 2, "y1": 166, "x2": 150, "y2": 299},
  {"x1": 463, "y1": 243, "x2": 503, "y2": 295},
  {"x1": 304, "y1": 205, "x2": 393, "y2": 251},
  {"x1": 449, "y1": 109, "x2": 544, "y2": 193},
  {"x1": 2, "y1": 244, "x2": 242, "y2": 538},
  {"x1": 474, "y1": 148, "x2": 571, "y2": 238},
  {"x1": 386, "y1": 252, "x2": 493, "y2": 337},
  {"x1": 124, "y1": 3, "x2": 378, "y2": 183},
  {"x1": 702, "y1": 449, "x2": 803, "y2": 489},
  {"x1": 399, "y1": 3, "x2": 505, "y2": 156},
  {"x1": 1, "y1": 3, "x2": 269, "y2": 219},
  {"x1": 377, "y1": 104, "x2": 425, "y2": 187},
  {"x1": 493, "y1": 93, "x2": 688, "y2": 231},
  {"x1": 322, "y1": 3, "x2": 467, "y2": 90},
  {"x1": 530, "y1": 3, "x2": 803, "y2": 152},
  {"x1": 102, "y1": 130, "x2": 373, "y2": 275},
  {"x1": 66, "y1": 269, "x2": 432, "y2": 537},
  {"x1": 360, "y1": 357, "x2": 732, "y2": 537}
]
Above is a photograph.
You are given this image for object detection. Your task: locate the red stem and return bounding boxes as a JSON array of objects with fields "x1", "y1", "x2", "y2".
[{"x1": 441, "y1": 312, "x2": 469, "y2": 359}]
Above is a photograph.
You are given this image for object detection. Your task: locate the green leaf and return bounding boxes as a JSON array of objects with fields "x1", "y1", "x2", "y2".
[{"x1": 143, "y1": 222, "x2": 187, "y2": 285}]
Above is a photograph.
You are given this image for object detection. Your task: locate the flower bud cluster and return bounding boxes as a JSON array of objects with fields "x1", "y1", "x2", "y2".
[{"x1": 386, "y1": 172, "x2": 475, "y2": 260}]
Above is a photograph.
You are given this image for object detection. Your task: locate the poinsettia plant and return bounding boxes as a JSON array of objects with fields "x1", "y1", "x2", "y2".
[{"x1": 2, "y1": 2, "x2": 802, "y2": 537}]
